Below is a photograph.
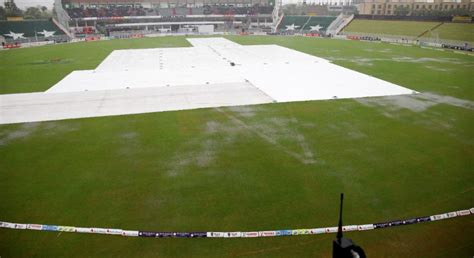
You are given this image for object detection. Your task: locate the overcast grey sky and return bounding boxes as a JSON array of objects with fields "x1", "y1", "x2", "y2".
[{"x1": 8, "y1": 0, "x2": 53, "y2": 8}]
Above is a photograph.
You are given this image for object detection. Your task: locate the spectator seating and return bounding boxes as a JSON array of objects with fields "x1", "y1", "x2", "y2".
[
  {"x1": 66, "y1": 6, "x2": 149, "y2": 18},
  {"x1": 65, "y1": 5, "x2": 273, "y2": 18},
  {"x1": 0, "y1": 20, "x2": 65, "y2": 39},
  {"x1": 277, "y1": 16, "x2": 337, "y2": 32}
]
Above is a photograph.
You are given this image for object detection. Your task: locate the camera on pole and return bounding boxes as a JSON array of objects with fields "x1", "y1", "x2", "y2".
[{"x1": 332, "y1": 193, "x2": 366, "y2": 258}]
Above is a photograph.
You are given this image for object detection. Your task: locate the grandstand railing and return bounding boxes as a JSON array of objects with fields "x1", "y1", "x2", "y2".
[
  {"x1": 64, "y1": 6, "x2": 274, "y2": 19},
  {"x1": 299, "y1": 16, "x2": 312, "y2": 33},
  {"x1": 327, "y1": 14, "x2": 353, "y2": 36},
  {"x1": 71, "y1": 14, "x2": 271, "y2": 23},
  {"x1": 271, "y1": 0, "x2": 282, "y2": 32},
  {"x1": 54, "y1": 0, "x2": 72, "y2": 37}
]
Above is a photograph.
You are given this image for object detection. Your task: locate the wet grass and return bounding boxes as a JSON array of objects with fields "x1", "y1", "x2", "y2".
[
  {"x1": 0, "y1": 36, "x2": 473, "y2": 257},
  {"x1": 343, "y1": 19, "x2": 474, "y2": 43},
  {"x1": 0, "y1": 37, "x2": 190, "y2": 94}
]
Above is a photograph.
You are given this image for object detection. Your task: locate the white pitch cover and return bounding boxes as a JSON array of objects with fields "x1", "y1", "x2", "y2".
[{"x1": 0, "y1": 38, "x2": 415, "y2": 125}]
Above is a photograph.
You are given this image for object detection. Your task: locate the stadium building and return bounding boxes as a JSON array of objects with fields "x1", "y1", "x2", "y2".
[
  {"x1": 1, "y1": 0, "x2": 356, "y2": 44},
  {"x1": 53, "y1": 0, "x2": 279, "y2": 38},
  {"x1": 357, "y1": 0, "x2": 474, "y2": 16}
]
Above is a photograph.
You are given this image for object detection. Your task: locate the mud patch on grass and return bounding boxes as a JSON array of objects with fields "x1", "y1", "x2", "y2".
[
  {"x1": 415, "y1": 113, "x2": 455, "y2": 130},
  {"x1": 0, "y1": 121, "x2": 79, "y2": 146},
  {"x1": 26, "y1": 58, "x2": 74, "y2": 66},
  {"x1": 363, "y1": 48, "x2": 392, "y2": 53},
  {"x1": 41, "y1": 121, "x2": 79, "y2": 136},
  {"x1": 228, "y1": 106, "x2": 257, "y2": 117},
  {"x1": 120, "y1": 131, "x2": 138, "y2": 140},
  {"x1": 115, "y1": 131, "x2": 141, "y2": 157},
  {"x1": 392, "y1": 57, "x2": 468, "y2": 65},
  {"x1": 424, "y1": 65, "x2": 452, "y2": 72},
  {"x1": 217, "y1": 108, "x2": 316, "y2": 165},
  {"x1": 328, "y1": 56, "x2": 469, "y2": 66},
  {"x1": 167, "y1": 106, "x2": 317, "y2": 176},
  {"x1": 167, "y1": 135, "x2": 220, "y2": 177},
  {"x1": 328, "y1": 121, "x2": 367, "y2": 140},
  {"x1": 0, "y1": 123, "x2": 39, "y2": 146},
  {"x1": 357, "y1": 93, "x2": 474, "y2": 113}
]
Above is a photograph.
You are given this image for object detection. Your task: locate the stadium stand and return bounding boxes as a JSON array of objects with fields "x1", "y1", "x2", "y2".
[
  {"x1": 277, "y1": 15, "x2": 337, "y2": 33},
  {"x1": 59, "y1": 0, "x2": 276, "y2": 37},
  {"x1": 342, "y1": 18, "x2": 474, "y2": 44},
  {"x1": 64, "y1": 5, "x2": 273, "y2": 18},
  {"x1": 66, "y1": 6, "x2": 149, "y2": 18},
  {"x1": 0, "y1": 19, "x2": 68, "y2": 43}
]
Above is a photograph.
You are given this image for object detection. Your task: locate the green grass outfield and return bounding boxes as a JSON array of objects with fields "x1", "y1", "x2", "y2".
[
  {"x1": 0, "y1": 36, "x2": 473, "y2": 257},
  {"x1": 343, "y1": 19, "x2": 474, "y2": 43}
]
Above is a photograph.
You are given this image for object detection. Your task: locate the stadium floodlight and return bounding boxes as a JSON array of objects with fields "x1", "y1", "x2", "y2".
[{"x1": 332, "y1": 193, "x2": 366, "y2": 258}]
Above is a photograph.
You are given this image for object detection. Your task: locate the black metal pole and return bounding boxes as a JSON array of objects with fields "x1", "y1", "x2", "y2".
[{"x1": 337, "y1": 193, "x2": 344, "y2": 242}]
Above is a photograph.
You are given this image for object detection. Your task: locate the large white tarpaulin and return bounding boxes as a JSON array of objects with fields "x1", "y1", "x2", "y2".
[{"x1": 0, "y1": 37, "x2": 415, "y2": 124}]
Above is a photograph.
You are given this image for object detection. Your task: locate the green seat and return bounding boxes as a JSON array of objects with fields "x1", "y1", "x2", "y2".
[
  {"x1": 278, "y1": 15, "x2": 337, "y2": 32},
  {"x1": 0, "y1": 20, "x2": 65, "y2": 38}
]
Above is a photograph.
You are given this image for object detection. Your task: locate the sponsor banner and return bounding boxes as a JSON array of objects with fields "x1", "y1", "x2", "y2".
[
  {"x1": 175, "y1": 232, "x2": 192, "y2": 238},
  {"x1": 275, "y1": 230, "x2": 292, "y2": 236},
  {"x1": 242, "y1": 231, "x2": 259, "y2": 238},
  {"x1": 403, "y1": 219, "x2": 418, "y2": 225},
  {"x1": 457, "y1": 210, "x2": 470, "y2": 216},
  {"x1": 224, "y1": 232, "x2": 241, "y2": 238},
  {"x1": 417, "y1": 216, "x2": 431, "y2": 223},
  {"x1": 388, "y1": 220, "x2": 404, "y2": 227},
  {"x1": 91, "y1": 228, "x2": 108, "y2": 234},
  {"x1": 75, "y1": 227, "x2": 94, "y2": 233},
  {"x1": 106, "y1": 229, "x2": 123, "y2": 235},
  {"x1": 258, "y1": 231, "x2": 276, "y2": 237},
  {"x1": 430, "y1": 213, "x2": 449, "y2": 221},
  {"x1": 14, "y1": 224, "x2": 27, "y2": 229},
  {"x1": 324, "y1": 227, "x2": 338, "y2": 233},
  {"x1": 208, "y1": 232, "x2": 225, "y2": 238},
  {"x1": 42, "y1": 225, "x2": 59, "y2": 231},
  {"x1": 292, "y1": 229, "x2": 311, "y2": 235},
  {"x1": 190, "y1": 232, "x2": 207, "y2": 238},
  {"x1": 374, "y1": 223, "x2": 390, "y2": 229},
  {"x1": 122, "y1": 230, "x2": 139, "y2": 237},
  {"x1": 446, "y1": 212, "x2": 457, "y2": 218},
  {"x1": 309, "y1": 228, "x2": 326, "y2": 234},
  {"x1": 138, "y1": 231, "x2": 157, "y2": 237},
  {"x1": 1, "y1": 222, "x2": 16, "y2": 229},
  {"x1": 58, "y1": 226, "x2": 75, "y2": 232},
  {"x1": 156, "y1": 232, "x2": 174, "y2": 238},
  {"x1": 0, "y1": 207, "x2": 472, "y2": 239},
  {"x1": 27, "y1": 224, "x2": 43, "y2": 230},
  {"x1": 342, "y1": 225, "x2": 358, "y2": 232},
  {"x1": 357, "y1": 224, "x2": 374, "y2": 231}
]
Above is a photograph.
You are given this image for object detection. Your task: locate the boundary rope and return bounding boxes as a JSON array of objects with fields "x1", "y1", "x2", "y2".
[{"x1": 1, "y1": 208, "x2": 472, "y2": 238}]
